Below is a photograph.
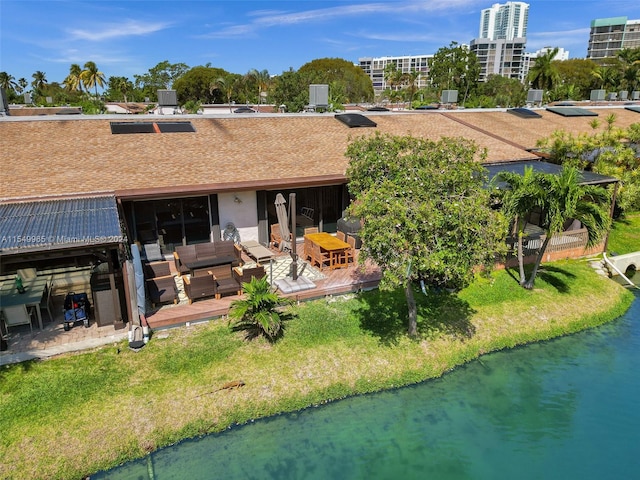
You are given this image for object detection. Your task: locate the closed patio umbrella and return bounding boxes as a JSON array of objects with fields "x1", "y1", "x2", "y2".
[{"x1": 274, "y1": 193, "x2": 292, "y2": 252}]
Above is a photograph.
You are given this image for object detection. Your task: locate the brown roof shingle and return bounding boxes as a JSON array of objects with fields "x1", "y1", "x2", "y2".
[{"x1": 4, "y1": 108, "x2": 635, "y2": 201}]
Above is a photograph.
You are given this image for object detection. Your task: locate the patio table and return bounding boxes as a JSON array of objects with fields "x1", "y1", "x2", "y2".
[
  {"x1": 304, "y1": 232, "x2": 351, "y2": 270},
  {"x1": 0, "y1": 276, "x2": 51, "y2": 330},
  {"x1": 241, "y1": 240, "x2": 276, "y2": 264}
]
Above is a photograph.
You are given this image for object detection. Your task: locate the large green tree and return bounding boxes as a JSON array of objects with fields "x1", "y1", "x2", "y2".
[
  {"x1": 428, "y1": 42, "x2": 480, "y2": 104},
  {"x1": 172, "y1": 65, "x2": 229, "y2": 104},
  {"x1": 271, "y1": 68, "x2": 307, "y2": 113},
  {"x1": 346, "y1": 133, "x2": 506, "y2": 337},
  {"x1": 134, "y1": 60, "x2": 189, "y2": 101},
  {"x1": 298, "y1": 57, "x2": 373, "y2": 104}
]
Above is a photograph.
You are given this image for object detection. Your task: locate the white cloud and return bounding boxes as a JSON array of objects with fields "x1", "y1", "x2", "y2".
[{"x1": 68, "y1": 19, "x2": 170, "y2": 41}]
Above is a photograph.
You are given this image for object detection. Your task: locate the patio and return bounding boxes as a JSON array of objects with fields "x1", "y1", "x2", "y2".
[{"x1": 1, "y1": 243, "x2": 381, "y2": 364}]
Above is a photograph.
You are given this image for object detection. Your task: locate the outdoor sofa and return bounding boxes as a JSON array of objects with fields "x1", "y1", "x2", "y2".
[{"x1": 174, "y1": 241, "x2": 242, "y2": 276}]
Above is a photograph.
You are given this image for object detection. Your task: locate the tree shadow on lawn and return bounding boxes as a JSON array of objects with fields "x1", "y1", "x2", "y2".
[
  {"x1": 355, "y1": 285, "x2": 476, "y2": 345},
  {"x1": 505, "y1": 265, "x2": 576, "y2": 294}
]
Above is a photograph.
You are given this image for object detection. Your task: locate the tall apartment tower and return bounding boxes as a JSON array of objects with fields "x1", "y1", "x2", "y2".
[
  {"x1": 480, "y1": 2, "x2": 529, "y2": 41},
  {"x1": 587, "y1": 17, "x2": 640, "y2": 60}
]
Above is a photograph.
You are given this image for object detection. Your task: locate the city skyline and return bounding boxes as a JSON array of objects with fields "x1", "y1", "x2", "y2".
[{"x1": 2, "y1": 0, "x2": 640, "y2": 87}]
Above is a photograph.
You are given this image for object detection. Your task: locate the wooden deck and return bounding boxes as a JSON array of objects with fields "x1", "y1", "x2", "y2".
[{"x1": 145, "y1": 249, "x2": 381, "y2": 330}]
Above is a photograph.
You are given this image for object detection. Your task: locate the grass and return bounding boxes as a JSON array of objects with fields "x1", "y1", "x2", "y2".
[
  {"x1": 0, "y1": 260, "x2": 634, "y2": 479},
  {"x1": 607, "y1": 212, "x2": 640, "y2": 255}
]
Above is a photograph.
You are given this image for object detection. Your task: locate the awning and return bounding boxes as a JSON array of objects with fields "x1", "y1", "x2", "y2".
[
  {"x1": 0, "y1": 196, "x2": 123, "y2": 255},
  {"x1": 484, "y1": 160, "x2": 618, "y2": 188}
]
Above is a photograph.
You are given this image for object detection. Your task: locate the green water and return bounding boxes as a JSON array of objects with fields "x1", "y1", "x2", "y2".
[{"x1": 95, "y1": 290, "x2": 640, "y2": 480}]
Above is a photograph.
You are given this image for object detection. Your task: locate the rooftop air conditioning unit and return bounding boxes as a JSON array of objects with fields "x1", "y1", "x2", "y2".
[
  {"x1": 632, "y1": 91, "x2": 640, "y2": 100},
  {"x1": 309, "y1": 84, "x2": 329, "y2": 107},
  {"x1": 590, "y1": 89, "x2": 606, "y2": 101},
  {"x1": 157, "y1": 89, "x2": 178, "y2": 106},
  {"x1": 24, "y1": 92, "x2": 31, "y2": 104},
  {"x1": 619, "y1": 91, "x2": 628, "y2": 100},
  {"x1": 527, "y1": 89, "x2": 543, "y2": 103},
  {"x1": 440, "y1": 90, "x2": 458, "y2": 104},
  {"x1": 606, "y1": 92, "x2": 617, "y2": 101}
]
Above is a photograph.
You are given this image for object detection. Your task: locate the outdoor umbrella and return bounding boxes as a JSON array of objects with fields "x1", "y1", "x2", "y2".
[{"x1": 274, "y1": 193, "x2": 292, "y2": 251}]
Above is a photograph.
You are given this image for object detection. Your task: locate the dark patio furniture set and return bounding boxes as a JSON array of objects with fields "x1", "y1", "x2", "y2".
[
  {"x1": 174, "y1": 241, "x2": 242, "y2": 276},
  {"x1": 144, "y1": 261, "x2": 179, "y2": 308}
]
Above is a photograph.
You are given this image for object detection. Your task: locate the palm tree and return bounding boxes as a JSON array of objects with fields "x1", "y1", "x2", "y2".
[
  {"x1": 404, "y1": 70, "x2": 421, "y2": 108},
  {"x1": 31, "y1": 71, "x2": 47, "y2": 95},
  {"x1": 80, "y1": 61, "x2": 106, "y2": 98},
  {"x1": 228, "y1": 277, "x2": 293, "y2": 342},
  {"x1": 524, "y1": 166, "x2": 611, "y2": 289},
  {"x1": 527, "y1": 47, "x2": 560, "y2": 91},
  {"x1": 248, "y1": 69, "x2": 271, "y2": 104},
  {"x1": 210, "y1": 76, "x2": 236, "y2": 113},
  {"x1": 63, "y1": 64, "x2": 84, "y2": 93},
  {"x1": 497, "y1": 166, "x2": 543, "y2": 285},
  {"x1": 0, "y1": 72, "x2": 19, "y2": 93},
  {"x1": 17, "y1": 78, "x2": 28, "y2": 94}
]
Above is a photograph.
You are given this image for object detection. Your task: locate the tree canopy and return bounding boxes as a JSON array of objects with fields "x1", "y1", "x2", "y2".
[
  {"x1": 346, "y1": 133, "x2": 506, "y2": 336},
  {"x1": 172, "y1": 65, "x2": 231, "y2": 104},
  {"x1": 298, "y1": 57, "x2": 373, "y2": 104},
  {"x1": 428, "y1": 42, "x2": 480, "y2": 102}
]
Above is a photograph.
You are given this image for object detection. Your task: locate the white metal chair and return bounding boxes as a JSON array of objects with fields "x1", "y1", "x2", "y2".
[{"x1": 2, "y1": 304, "x2": 35, "y2": 334}]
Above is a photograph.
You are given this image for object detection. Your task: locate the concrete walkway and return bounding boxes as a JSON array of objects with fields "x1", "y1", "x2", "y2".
[{"x1": 1, "y1": 322, "x2": 128, "y2": 366}]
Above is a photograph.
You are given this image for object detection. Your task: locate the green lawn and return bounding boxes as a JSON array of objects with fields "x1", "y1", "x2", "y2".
[
  {"x1": 608, "y1": 212, "x2": 640, "y2": 255},
  {"x1": 0, "y1": 261, "x2": 634, "y2": 480}
]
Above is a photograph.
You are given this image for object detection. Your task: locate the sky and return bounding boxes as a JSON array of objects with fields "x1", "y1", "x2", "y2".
[{"x1": 2, "y1": 0, "x2": 640, "y2": 87}]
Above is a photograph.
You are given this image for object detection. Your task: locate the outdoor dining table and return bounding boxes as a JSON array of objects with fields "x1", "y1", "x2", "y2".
[
  {"x1": 304, "y1": 232, "x2": 352, "y2": 270},
  {"x1": 0, "y1": 275, "x2": 51, "y2": 330}
]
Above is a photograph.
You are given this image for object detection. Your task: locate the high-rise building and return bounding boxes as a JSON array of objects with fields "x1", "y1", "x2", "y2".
[
  {"x1": 480, "y1": 2, "x2": 529, "y2": 41},
  {"x1": 470, "y1": 38, "x2": 527, "y2": 82},
  {"x1": 472, "y1": 2, "x2": 529, "y2": 82},
  {"x1": 358, "y1": 55, "x2": 433, "y2": 95},
  {"x1": 587, "y1": 17, "x2": 640, "y2": 60}
]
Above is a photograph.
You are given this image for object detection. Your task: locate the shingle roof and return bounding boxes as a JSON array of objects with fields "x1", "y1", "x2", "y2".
[{"x1": 1, "y1": 108, "x2": 635, "y2": 201}]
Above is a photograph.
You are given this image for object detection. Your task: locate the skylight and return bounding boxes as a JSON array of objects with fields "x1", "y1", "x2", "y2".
[
  {"x1": 110, "y1": 121, "x2": 196, "y2": 134},
  {"x1": 546, "y1": 107, "x2": 598, "y2": 117},
  {"x1": 334, "y1": 113, "x2": 377, "y2": 128},
  {"x1": 507, "y1": 108, "x2": 542, "y2": 119}
]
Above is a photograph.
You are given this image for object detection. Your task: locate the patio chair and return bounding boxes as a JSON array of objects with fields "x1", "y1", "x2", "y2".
[
  {"x1": 183, "y1": 274, "x2": 216, "y2": 304},
  {"x1": 146, "y1": 275, "x2": 179, "y2": 308},
  {"x1": 210, "y1": 265, "x2": 242, "y2": 299},
  {"x1": 303, "y1": 236, "x2": 313, "y2": 262},
  {"x1": 336, "y1": 231, "x2": 346, "y2": 242},
  {"x1": 2, "y1": 304, "x2": 35, "y2": 334},
  {"x1": 304, "y1": 227, "x2": 319, "y2": 235},
  {"x1": 143, "y1": 242, "x2": 164, "y2": 262},
  {"x1": 311, "y1": 243, "x2": 330, "y2": 271},
  {"x1": 270, "y1": 223, "x2": 292, "y2": 251},
  {"x1": 233, "y1": 265, "x2": 266, "y2": 286}
]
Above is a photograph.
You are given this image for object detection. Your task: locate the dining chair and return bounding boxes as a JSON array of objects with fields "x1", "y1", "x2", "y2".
[
  {"x1": 2, "y1": 304, "x2": 35, "y2": 334},
  {"x1": 311, "y1": 243, "x2": 330, "y2": 271},
  {"x1": 304, "y1": 227, "x2": 319, "y2": 235},
  {"x1": 40, "y1": 282, "x2": 55, "y2": 323},
  {"x1": 346, "y1": 235, "x2": 357, "y2": 263},
  {"x1": 303, "y1": 236, "x2": 313, "y2": 262},
  {"x1": 336, "y1": 231, "x2": 346, "y2": 242}
]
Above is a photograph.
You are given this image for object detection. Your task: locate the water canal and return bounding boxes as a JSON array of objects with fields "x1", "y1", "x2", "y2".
[{"x1": 95, "y1": 286, "x2": 639, "y2": 480}]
